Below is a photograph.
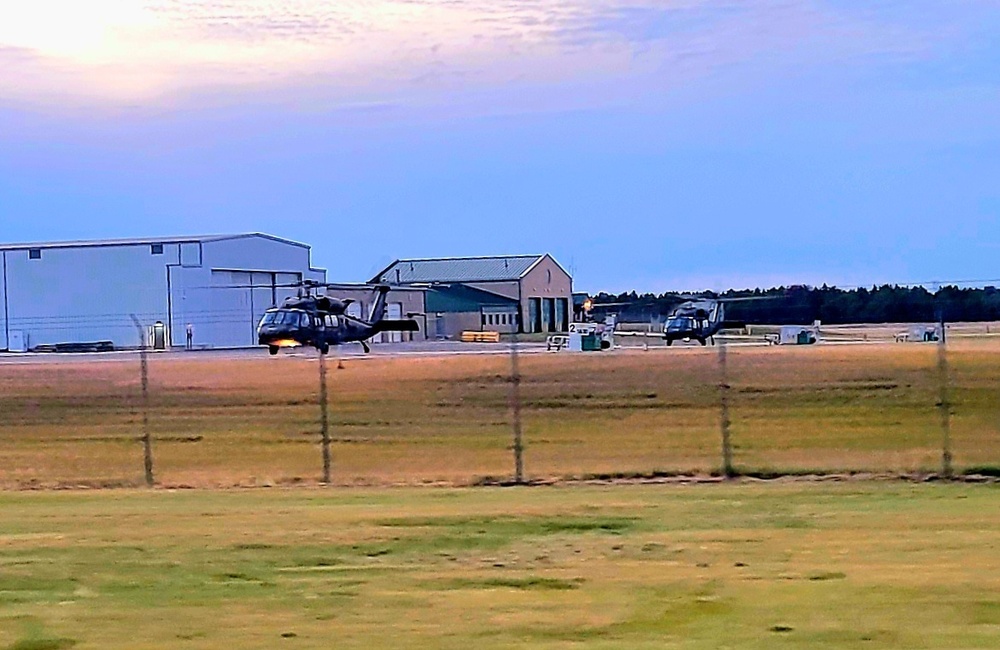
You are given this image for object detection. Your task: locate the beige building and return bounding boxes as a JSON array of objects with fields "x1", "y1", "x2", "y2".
[{"x1": 371, "y1": 254, "x2": 572, "y2": 335}]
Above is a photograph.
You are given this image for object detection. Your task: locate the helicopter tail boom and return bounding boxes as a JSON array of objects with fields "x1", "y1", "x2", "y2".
[{"x1": 372, "y1": 319, "x2": 420, "y2": 334}]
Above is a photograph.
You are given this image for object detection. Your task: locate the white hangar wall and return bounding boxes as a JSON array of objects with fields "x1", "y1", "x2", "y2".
[
  {"x1": 0, "y1": 234, "x2": 325, "y2": 351},
  {"x1": 168, "y1": 236, "x2": 325, "y2": 349},
  {"x1": 2, "y1": 244, "x2": 171, "y2": 350}
]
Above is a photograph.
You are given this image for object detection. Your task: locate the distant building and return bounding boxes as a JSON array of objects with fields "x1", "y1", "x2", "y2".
[
  {"x1": 371, "y1": 254, "x2": 572, "y2": 337},
  {"x1": 0, "y1": 233, "x2": 325, "y2": 351}
]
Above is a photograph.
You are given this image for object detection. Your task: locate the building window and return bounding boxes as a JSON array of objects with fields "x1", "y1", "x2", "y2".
[
  {"x1": 546, "y1": 269, "x2": 552, "y2": 284},
  {"x1": 151, "y1": 244, "x2": 164, "y2": 255},
  {"x1": 29, "y1": 248, "x2": 41, "y2": 260}
]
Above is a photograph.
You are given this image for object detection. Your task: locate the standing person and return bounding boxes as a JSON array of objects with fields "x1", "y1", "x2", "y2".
[{"x1": 185, "y1": 323, "x2": 194, "y2": 350}]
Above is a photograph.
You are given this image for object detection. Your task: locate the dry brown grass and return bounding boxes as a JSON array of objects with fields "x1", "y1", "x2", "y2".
[{"x1": 2, "y1": 340, "x2": 999, "y2": 488}]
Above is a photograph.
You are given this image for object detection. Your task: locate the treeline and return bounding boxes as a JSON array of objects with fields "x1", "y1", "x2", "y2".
[{"x1": 591, "y1": 285, "x2": 1000, "y2": 325}]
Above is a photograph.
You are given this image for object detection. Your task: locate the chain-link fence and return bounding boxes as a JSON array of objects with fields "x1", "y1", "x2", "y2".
[{"x1": 1, "y1": 335, "x2": 997, "y2": 488}]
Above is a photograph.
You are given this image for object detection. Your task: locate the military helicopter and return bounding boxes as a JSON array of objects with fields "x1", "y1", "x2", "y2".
[
  {"x1": 592, "y1": 294, "x2": 763, "y2": 346},
  {"x1": 660, "y1": 297, "x2": 732, "y2": 346},
  {"x1": 254, "y1": 281, "x2": 419, "y2": 355}
]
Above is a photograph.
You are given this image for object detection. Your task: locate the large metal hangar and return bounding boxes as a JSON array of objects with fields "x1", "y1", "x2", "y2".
[
  {"x1": 371, "y1": 254, "x2": 572, "y2": 337},
  {"x1": 0, "y1": 233, "x2": 325, "y2": 351}
]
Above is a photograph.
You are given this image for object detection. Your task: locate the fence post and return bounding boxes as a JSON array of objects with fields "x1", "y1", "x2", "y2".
[
  {"x1": 718, "y1": 341, "x2": 735, "y2": 478},
  {"x1": 508, "y1": 331, "x2": 525, "y2": 484},
  {"x1": 129, "y1": 315, "x2": 154, "y2": 487},
  {"x1": 937, "y1": 317, "x2": 953, "y2": 478},
  {"x1": 319, "y1": 352, "x2": 331, "y2": 484}
]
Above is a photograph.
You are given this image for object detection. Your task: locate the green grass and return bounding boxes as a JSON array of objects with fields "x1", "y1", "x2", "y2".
[{"x1": 1, "y1": 484, "x2": 999, "y2": 649}]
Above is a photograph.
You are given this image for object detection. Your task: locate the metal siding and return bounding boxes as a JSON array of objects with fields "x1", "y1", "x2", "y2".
[
  {"x1": 202, "y1": 236, "x2": 323, "y2": 281},
  {"x1": 5, "y1": 245, "x2": 169, "y2": 348},
  {"x1": 196, "y1": 271, "x2": 254, "y2": 348},
  {"x1": 180, "y1": 242, "x2": 201, "y2": 266},
  {"x1": 376, "y1": 256, "x2": 541, "y2": 284}
]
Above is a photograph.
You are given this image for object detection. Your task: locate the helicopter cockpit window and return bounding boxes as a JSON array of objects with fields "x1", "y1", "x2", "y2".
[
  {"x1": 261, "y1": 311, "x2": 279, "y2": 325},
  {"x1": 667, "y1": 317, "x2": 693, "y2": 330},
  {"x1": 299, "y1": 313, "x2": 310, "y2": 328}
]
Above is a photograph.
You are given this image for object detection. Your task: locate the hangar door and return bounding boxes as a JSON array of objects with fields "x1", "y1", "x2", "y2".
[{"x1": 196, "y1": 270, "x2": 300, "y2": 348}]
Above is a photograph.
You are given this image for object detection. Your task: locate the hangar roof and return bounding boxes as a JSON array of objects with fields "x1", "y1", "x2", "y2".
[
  {"x1": 0, "y1": 233, "x2": 310, "y2": 252},
  {"x1": 372, "y1": 254, "x2": 561, "y2": 284}
]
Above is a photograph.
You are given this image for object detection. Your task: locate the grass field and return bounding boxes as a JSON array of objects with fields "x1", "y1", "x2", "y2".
[
  {"x1": 1, "y1": 340, "x2": 999, "y2": 487},
  {"x1": 1, "y1": 483, "x2": 999, "y2": 649}
]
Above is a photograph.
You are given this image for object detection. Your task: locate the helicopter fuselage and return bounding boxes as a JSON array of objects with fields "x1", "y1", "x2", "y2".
[
  {"x1": 661, "y1": 301, "x2": 725, "y2": 346},
  {"x1": 257, "y1": 304, "x2": 418, "y2": 354}
]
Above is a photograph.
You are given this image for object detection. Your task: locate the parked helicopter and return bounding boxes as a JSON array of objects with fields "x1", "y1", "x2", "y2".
[
  {"x1": 660, "y1": 298, "x2": 732, "y2": 346},
  {"x1": 592, "y1": 294, "x2": 762, "y2": 346},
  {"x1": 254, "y1": 281, "x2": 419, "y2": 355}
]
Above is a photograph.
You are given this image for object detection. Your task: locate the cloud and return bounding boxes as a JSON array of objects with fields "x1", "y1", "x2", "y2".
[{"x1": 0, "y1": 0, "x2": 992, "y2": 113}]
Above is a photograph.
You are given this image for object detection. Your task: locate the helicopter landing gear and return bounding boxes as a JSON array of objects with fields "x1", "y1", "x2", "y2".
[
  {"x1": 665, "y1": 339, "x2": 673, "y2": 346},
  {"x1": 698, "y1": 338, "x2": 707, "y2": 346},
  {"x1": 268, "y1": 345, "x2": 279, "y2": 356},
  {"x1": 360, "y1": 341, "x2": 371, "y2": 354},
  {"x1": 318, "y1": 342, "x2": 330, "y2": 355}
]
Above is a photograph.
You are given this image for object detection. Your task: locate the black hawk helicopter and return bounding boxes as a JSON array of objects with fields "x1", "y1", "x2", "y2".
[
  {"x1": 660, "y1": 297, "x2": 732, "y2": 346},
  {"x1": 253, "y1": 280, "x2": 419, "y2": 355},
  {"x1": 592, "y1": 294, "x2": 765, "y2": 346}
]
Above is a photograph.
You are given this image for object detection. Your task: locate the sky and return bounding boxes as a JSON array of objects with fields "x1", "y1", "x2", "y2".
[{"x1": 1, "y1": 0, "x2": 998, "y2": 293}]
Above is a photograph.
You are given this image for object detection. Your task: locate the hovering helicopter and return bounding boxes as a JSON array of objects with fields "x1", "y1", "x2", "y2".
[{"x1": 254, "y1": 280, "x2": 419, "y2": 355}]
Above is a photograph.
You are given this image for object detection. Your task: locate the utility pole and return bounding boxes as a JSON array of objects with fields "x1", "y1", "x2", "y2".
[
  {"x1": 718, "y1": 341, "x2": 734, "y2": 478},
  {"x1": 937, "y1": 311, "x2": 953, "y2": 478},
  {"x1": 509, "y1": 327, "x2": 525, "y2": 484},
  {"x1": 319, "y1": 352, "x2": 331, "y2": 484},
  {"x1": 129, "y1": 315, "x2": 154, "y2": 487}
]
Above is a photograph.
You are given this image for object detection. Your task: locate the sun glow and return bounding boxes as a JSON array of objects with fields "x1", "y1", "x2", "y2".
[
  {"x1": 0, "y1": 0, "x2": 621, "y2": 104},
  {"x1": 0, "y1": 0, "x2": 556, "y2": 99},
  {"x1": 0, "y1": 2, "x2": 159, "y2": 62}
]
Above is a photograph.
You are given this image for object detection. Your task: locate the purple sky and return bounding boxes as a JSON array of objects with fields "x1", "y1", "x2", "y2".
[{"x1": 1, "y1": 1, "x2": 998, "y2": 293}]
